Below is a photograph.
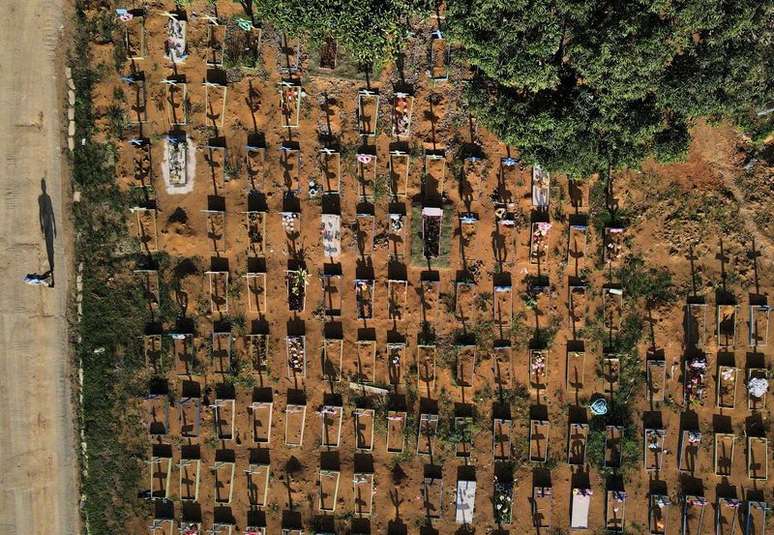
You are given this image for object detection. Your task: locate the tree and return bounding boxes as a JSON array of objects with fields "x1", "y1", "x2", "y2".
[
  {"x1": 447, "y1": 0, "x2": 772, "y2": 177},
  {"x1": 251, "y1": 0, "x2": 430, "y2": 68}
]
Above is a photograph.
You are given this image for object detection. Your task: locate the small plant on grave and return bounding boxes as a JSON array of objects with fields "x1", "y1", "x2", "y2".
[
  {"x1": 504, "y1": 383, "x2": 530, "y2": 420},
  {"x1": 617, "y1": 254, "x2": 676, "y2": 309},
  {"x1": 204, "y1": 434, "x2": 219, "y2": 450},
  {"x1": 532, "y1": 327, "x2": 557, "y2": 350},
  {"x1": 540, "y1": 454, "x2": 557, "y2": 471},
  {"x1": 455, "y1": 417, "x2": 480, "y2": 444},
  {"x1": 228, "y1": 275, "x2": 243, "y2": 301},
  {"x1": 227, "y1": 357, "x2": 256, "y2": 388},
  {"x1": 373, "y1": 173, "x2": 389, "y2": 201},
  {"x1": 474, "y1": 383, "x2": 494, "y2": 403},
  {"x1": 312, "y1": 302, "x2": 326, "y2": 321},
  {"x1": 229, "y1": 314, "x2": 247, "y2": 336},
  {"x1": 224, "y1": 155, "x2": 242, "y2": 181},
  {"x1": 476, "y1": 291, "x2": 492, "y2": 311},
  {"x1": 585, "y1": 423, "x2": 607, "y2": 471},
  {"x1": 522, "y1": 292, "x2": 538, "y2": 310},
  {"x1": 439, "y1": 291, "x2": 455, "y2": 313},
  {"x1": 106, "y1": 104, "x2": 127, "y2": 139},
  {"x1": 224, "y1": 19, "x2": 263, "y2": 71},
  {"x1": 493, "y1": 475, "x2": 513, "y2": 524},
  {"x1": 417, "y1": 324, "x2": 436, "y2": 346},
  {"x1": 287, "y1": 269, "x2": 307, "y2": 311},
  {"x1": 423, "y1": 215, "x2": 441, "y2": 258},
  {"x1": 196, "y1": 294, "x2": 211, "y2": 317}
]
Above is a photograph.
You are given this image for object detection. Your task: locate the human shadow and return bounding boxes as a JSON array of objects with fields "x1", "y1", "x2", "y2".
[{"x1": 38, "y1": 178, "x2": 56, "y2": 286}]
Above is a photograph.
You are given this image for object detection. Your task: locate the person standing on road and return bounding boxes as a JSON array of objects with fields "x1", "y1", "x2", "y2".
[
  {"x1": 24, "y1": 272, "x2": 53, "y2": 287},
  {"x1": 38, "y1": 177, "x2": 56, "y2": 287}
]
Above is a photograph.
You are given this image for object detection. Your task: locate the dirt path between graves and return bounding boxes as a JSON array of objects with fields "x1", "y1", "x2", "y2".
[{"x1": 0, "y1": 1, "x2": 80, "y2": 534}]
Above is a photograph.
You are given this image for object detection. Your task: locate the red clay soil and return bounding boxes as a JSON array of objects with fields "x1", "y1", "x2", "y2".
[{"x1": 90, "y1": 1, "x2": 774, "y2": 534}]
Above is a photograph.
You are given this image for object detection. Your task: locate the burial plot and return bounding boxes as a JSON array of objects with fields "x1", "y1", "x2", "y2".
[
  {"x1": 567, "y1": 423, "x2": 589, "y2": 466},
  {"x1": 714, "y1": 433, "x2": 735, "y2": 477},
  {"x1": 386, "y1": 411, "x2": 407, "y2": 454},
  {"x1": 357, "y1": 89, "x2": 380, "y2": 136},
  {"x1": 279, "y1": 82, "x2": 302, "y2": 128},
  {"x1": 529, "y1": 419, "x2": 550, "y2": 463},
  {"x1": 388, "y1": 151, "x2": 410, "y2": 198},
  {"x1": 392, "y1": 93, "x2": 415, "y2": 138}
]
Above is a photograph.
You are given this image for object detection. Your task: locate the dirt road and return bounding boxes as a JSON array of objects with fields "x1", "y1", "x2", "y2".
[{"x1": 0, "y1": 1, "x2": 80, "y2": 534}]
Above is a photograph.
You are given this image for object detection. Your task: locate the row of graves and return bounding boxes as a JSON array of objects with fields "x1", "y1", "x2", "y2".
[
  {"x1": 134, "y1": 88, "x2": 773, "y2": 534},
  {"x1": 523, "y1": 186, "x2": 773, "y2": 534},
  {"x1": 118, "y1": 0, "x2": 448, "y2": 220},
  {"x1": 126, "y1": 5, "x2": 488, "y2": 535},
  {"x1": 681, "y1": 299, "x2": 771, "y2": 408},
  {"x1": 137, "y1": 170, "x2": 774, "y2": 534},
  {"x1": 139, "y1": 146, "x2": 773, "y2": 535},
  {"x1": 136, "y1": 144, "x2": 772, "y2": 534},
  {"x1": 118, "y1": 4, "x2": 772, "y2": 535},
  {"x1": 642, "y1": 293, "x2": 772, "y2": 535},
  {"x1": 119, "y1": 2, "x2": 453, "y2": 83},
  {"x1": 632, "y1": 230, "x2": 772, "y2": 535},
  {"x1": 143, "y1": 386, "x2": 771, "y2": 535}
]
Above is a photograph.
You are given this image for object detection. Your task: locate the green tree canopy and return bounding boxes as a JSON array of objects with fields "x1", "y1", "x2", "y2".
[
  {"x1": 447, "y1": 0, "x2": 772, "y2": 177},
  {"x1": 251, "y1": 0, "x2": 430, "y2": 68}
]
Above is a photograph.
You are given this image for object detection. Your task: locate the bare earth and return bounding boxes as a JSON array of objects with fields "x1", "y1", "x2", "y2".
[{"x1": 0, "y1": 1, "x2": 79, "y2": 534}]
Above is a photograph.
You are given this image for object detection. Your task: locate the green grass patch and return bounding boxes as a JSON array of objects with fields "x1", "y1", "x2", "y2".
[
  {"x1": 72, "y1": 2, "x2": 151, "y2": 531},
  {"x1": 617, "y1": 254, "x2": 677, "y2": 308},
  {"x1": 586, "y1": 414, "x2": 640, "y2": 477},
  {"x1": 410, "y1": 203, "x2": 454, "y2": 268},
  {"x1": 589, "y1": 178, "x2": 634, "y2": 267},
  {"x1": 223, "y1": 18, "x2": 264, "y2": 72},
  {"x1": 306, "y1": 40, "x2": 384, "y2": 81}
]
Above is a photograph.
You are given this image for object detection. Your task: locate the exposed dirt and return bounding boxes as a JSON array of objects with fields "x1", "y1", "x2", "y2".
[
  {"x1": 90, "y1": 2, "x2": 774, "y2": 534},
  {"x1": 0, "y1": 1, "x2": 80, "y2": 534}
]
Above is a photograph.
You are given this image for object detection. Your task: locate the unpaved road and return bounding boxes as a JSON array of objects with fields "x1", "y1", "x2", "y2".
[{"x1": 0, "y1": 2, "x2": 79, "y2": 534}]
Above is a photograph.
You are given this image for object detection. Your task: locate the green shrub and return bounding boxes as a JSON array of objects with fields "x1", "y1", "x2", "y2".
[
  {"x1": 449, "y1": 0, "x2": 771, "y2": 177},
  {"x1": 72, "y1": 3, "x2": 150, "y2": 531},
  {"x1": 618, "y1": 255, "x2": 676, "y2": 308},
  {"x1": 252, "y1": 0, "x2": 431, "y2": 68}
]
